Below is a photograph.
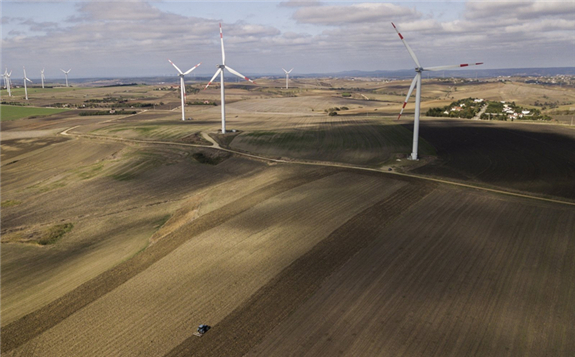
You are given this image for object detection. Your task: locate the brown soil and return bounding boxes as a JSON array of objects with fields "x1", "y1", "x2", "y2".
[
  {"x1": 0, "y1": 166, "x2": 339, "y2": 353},
  {"x1": 411, "y1": 119, "x2": 575, "y2": 200},
  {"x1": 166, "y1": 178, "x2": 436, "y2": 357},
  {"x1": 247, "y1": 187, "x2": 575, "y2": 356}
]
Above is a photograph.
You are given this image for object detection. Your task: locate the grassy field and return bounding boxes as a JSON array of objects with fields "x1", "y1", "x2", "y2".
[{"x1": 1, "y1": 105, "x2": 69, "y2": 121}]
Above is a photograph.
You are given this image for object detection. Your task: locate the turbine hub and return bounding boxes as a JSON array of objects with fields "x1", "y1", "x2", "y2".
[
  {"x1": 217, "y1": 64, "x2": 225, "y2": 69},
  {"x1": 415, "y1": 67, "x2": 423, "y2": 72}
]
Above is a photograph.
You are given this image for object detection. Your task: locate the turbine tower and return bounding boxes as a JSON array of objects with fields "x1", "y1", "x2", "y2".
[
  {"x1": 392, "y1": 22, "x2": 483, "y2": 160},
  {"x1": 282, "y1": 68, "x2": 293, "y2": 89},
  {"x1": 61, "y1": 68, "x2": 71, "y2": 87},
  {"x1": 23, "y1": 67, "x2": 32, "y2": 100},
  {"x1": 41, "y1": 69, "x2": 46, "y2": 88},
  {"x1": 168, "y1": 59, "x2": 201, "y2": 121},
  {"x1": 205, "y1": 23, "x2": 255, "y2": 134}
]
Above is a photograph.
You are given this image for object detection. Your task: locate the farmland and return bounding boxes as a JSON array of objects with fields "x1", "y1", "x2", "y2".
[
  {"x1": 1, "y1": 105, "x2": 69, "y2": 121},
  {"x1": 1, "y1": 78, "x2": 575, "y2": 356}
]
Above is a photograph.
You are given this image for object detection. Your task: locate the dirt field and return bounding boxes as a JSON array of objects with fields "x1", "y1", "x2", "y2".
[
  {"x1": 2, "y1": 78, "x2": 574, "y2": 356},
  {"x1": 2, "y1": 169, "x2": 411, "y2": 356},
  {"x1": 246, "y1": 187, "x2": 575, "y2": 357},
  {"x1": 411, "y1": 119, "x2": 575, "y2": 200}
]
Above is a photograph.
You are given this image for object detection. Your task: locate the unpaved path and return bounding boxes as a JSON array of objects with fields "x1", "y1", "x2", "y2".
[{"x1": 60, "y1": 126, "x2": 575, "y2": 207}]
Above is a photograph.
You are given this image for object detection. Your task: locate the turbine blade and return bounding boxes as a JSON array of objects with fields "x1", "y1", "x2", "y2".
[
  {"x1": 226, "y1": 66, "x2": 255, "y2": 84},
  {"x1": 204, "y1": 68, "x2": 222, "y2": 89},
  {"x1": 288, "y1": 68, "x2": 293, "y2": 73},
  {"x1": 398, "y1": 75, "x2": 418, "y2": 120},
  {"x1": 61, "y1": 69, "x2": 66, "y2": 73},
  {"x1": 424, "y1": 62, "x2": 484, "y2": 72},
  {"x1": 220, "y1": 23, "x2": 226, "y2": 65},
  {"x1": 282, "y1": 68, "x2": 288, "y2": 73},
  {"x1": 391, "y1": 22, "x2": 421, "y2": 68},
  {"x1": 26, "y1": 78, "x2": 33, "y2": 83},
  {"x1": 168, "y1": 59, "x2": 184, "y2": 74},
  {"x1": 183, "y1": 62, "x2": 202, "y2": 75}
]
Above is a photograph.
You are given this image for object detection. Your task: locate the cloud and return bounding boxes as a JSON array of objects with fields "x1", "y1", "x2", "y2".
[
  {"x1": 466, "y1": 1, "x2": 575, "y2": 20},
  {"x1": 1, "y1": 1, "x2": 574, "y2": 77},
  {"x1": 293, "y1": 3, "x2": 419, "y2": 25},
  {"x1": 279, "y1": 0, "x2": 322, "y2": 8}
]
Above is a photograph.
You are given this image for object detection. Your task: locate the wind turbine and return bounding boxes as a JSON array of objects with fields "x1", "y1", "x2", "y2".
[
  {"x1": 5, "y1": 69, "x2": 12, "y2": 96},
  {"x1": 282, "y1": 68, "x2": 293, "y2": 89},
  {"x1": 205, "y1": 23, "x2": 255, "y2": 134},
  {"x1": 41, "y1": 69, "x2": 46, "y2": 88},
  {"x1": 392, "y1": 22, "x2": 483, "y2": 160},
  {"x1": 168, "y1": 59, "x2": 201, "y2": 121},
  {"x1": 23, "y1": 67, "x2": 32, "y2": 100},
  {"x1": 61, "y1": 68, "x2": 71, "y2": 87}
]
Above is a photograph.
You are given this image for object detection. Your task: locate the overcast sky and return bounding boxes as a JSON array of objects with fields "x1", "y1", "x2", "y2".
[{"x1": 1, "y1": 0, "x2": 574, "y2": 79}]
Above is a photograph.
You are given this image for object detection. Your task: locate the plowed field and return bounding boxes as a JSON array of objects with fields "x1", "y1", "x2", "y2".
[
  {"x1": 247, "y1": 188, "x2": 575, "y2": 357},
  {"x1": 411, "y1": 119, "x2": 575, "y2": 200},
  {"x1": 3, "y1": 170, "x2": 410, "y2": 356}
]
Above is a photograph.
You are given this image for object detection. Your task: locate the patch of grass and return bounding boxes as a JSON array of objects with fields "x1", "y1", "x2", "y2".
[
  {"x1": 38, "y1": 223, "x2": 74, "y2": 246},
  {"x1": 1, "y1": 105, "x2": 69, "y2": 121},
  {"x1": 1, "y1": 200, "x2": 22, "y2": 208},
  {"x1": 192, "y1": 151, "x2": 231, "y2": 165},
  {"x1": 154, "y1": 214, "x2": 171, "y2": 229},
  {"x1": 77, "y1": 162, "x2": 105, "y2": 180},
  {"x1": 245, "y1": 131, "x2": 277, "y2": 138}
]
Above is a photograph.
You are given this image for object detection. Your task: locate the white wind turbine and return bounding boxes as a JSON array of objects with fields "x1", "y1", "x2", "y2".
[
  {"x1": 23, "y1": 67, "x2": 32, "y2": 100},
  {"x1": 282, "y1": 68, "x2": 293, "y2": 89},
  {"x1": 61, "y1": 68, "x2": 71, "y2": 87},
  {"x1": 41, "y1": 69, "x2": 46, "y2": 88},
  {"x1": 168, "y1": 59, "x2": 201, "y2": 121},
  {"x1": 205, "y1": 23, "x2": 256, "y2": 134},
  {"x1": 3, "y1": 68, "x2": 12, "y2": 96},
  {"x1": 392, "y1": 22, "x2": 483, "y2": 160}
]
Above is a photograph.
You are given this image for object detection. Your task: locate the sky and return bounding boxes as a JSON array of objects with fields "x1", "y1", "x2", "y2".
[{"x1": 1, "y1": 0, "x2": 574, "y2": 79}]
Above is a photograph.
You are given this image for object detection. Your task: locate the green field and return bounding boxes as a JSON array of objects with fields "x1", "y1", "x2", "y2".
[{"x1": 0, "y1": 105, "x2": 69, "y2": 121}]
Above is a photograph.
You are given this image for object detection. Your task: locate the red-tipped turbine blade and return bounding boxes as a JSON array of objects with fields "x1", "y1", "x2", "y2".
[
  {"x1": 183, "y1": 62, "x2": 202, "y2": 75},
  {"x1": 391, "y1": 22, "x2": 421, "y2": 68},
  {"x1": 204, "y1": 68, "x2": 222, "y2": 90},
  {"x1": 226, "y1": 66, "x2": 255, "y2": 84},
  {"x1": 424, "y1": 62, "x2": 484, "y2": 72},
  {"x1": 168, "y1": 59, "x2": 183, "y2": 75},
  {"x1": 220, "y1": 23, "x2": 226, "y2": 65},
  {"x1": 398, "y1": 75, "x2": 418, "y2": 120}
]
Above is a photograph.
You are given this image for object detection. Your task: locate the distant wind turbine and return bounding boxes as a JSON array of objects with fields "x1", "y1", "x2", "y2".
[
  {"x1": 3, "y1": 68, "x2": 12, "y2": 96},
  {"x1": 282, "y1": 68, "x2": 293, "y2": 89},
  {"x1": 23, "y1": 67, "x2": 32, "y2": 100},
  {"x1": 41, "y1": 68, "x2": 46, "y2": 88},
  {"x1": 168, "y1": 59, "x2": 201, "y2": 121},
  {"x1": 392, "y1": 22, "x2": 483, "y2": 160},
  {"x1": 61, "y1": 68, "x2": 71, "y2": 87},
  {"x1": 205, "y1": 23, "x2": 256, "y2": 134}
]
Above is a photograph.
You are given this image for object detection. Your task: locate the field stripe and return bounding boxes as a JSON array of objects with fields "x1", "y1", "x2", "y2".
[
  {"x1": 0, "y1": 166, "x2": 340, "y2": 353},
  {"x1": 61, "y1": 128, "x2": 575, "y2": 207},
  {"x1": 164, "y1": 180, "x2": 436, "y2": 357}
]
